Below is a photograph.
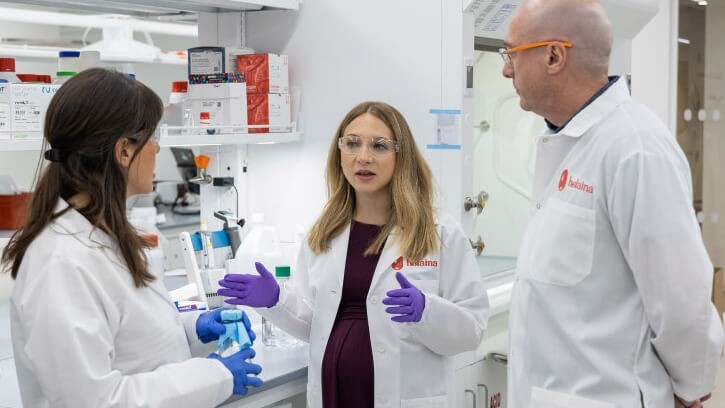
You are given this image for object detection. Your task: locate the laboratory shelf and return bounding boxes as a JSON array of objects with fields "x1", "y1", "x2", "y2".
[
  {"x1": 0, "y1": 138, "x2": 42, "y2": 152},
  {"x1": 158, "y1": 125, "x2": 301, "y2": 147}
]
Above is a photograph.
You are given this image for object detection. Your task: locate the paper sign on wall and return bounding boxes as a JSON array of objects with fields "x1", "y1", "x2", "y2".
[{"x1": 427, "y1": 109, "x2": 462, "y2": 150}]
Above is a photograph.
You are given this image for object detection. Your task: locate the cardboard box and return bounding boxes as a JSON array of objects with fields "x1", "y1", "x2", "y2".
[
  {"x1": 188, "y1": 46, "x2": 225, "y2": 76},
  {"x1": 0, "y1": 192, "x2": 31, "y2": 229},
  {"x1": 186, "y1": 82, "x2": 248, "y2": 130},
  {"x1": 236, "y1": 53, "x2": 289, "y2": 94},
  {"x1": 0, "y1": 83, "x2": 60, "y2": 140},
  {"x1": 713, "y1": 267, "x2": 725, "y2": 323},
  {"x1": 247, "y1": 93, "x2": 291, "y2": 133}
]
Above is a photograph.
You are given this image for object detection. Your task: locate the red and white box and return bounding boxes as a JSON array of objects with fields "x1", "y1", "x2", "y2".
[
  {"x1": 247, "y1": 93, "x2": 291, "y2": 133},
  {"x1": 186, "y1": 82, "x2": 248, "y2": 129},
  {"x1": 236, "y1": 53, "x2": 289, "y2": 94}
]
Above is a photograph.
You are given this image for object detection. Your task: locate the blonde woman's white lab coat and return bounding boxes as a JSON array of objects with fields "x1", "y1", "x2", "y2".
[
  {"x1": 10, "y1": 200, "x2": 234, "y2": 408},
  {"x1": 509, "y1": 77, "x2": 725, "y2": 407},
  {"x1": 259, "y1": 212, "x2": 489, "y2": 408}
]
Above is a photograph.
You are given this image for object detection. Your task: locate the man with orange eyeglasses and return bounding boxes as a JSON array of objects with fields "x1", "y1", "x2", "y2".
[{"x1": 502, "y1": 1, "x2": 724, "y2": 407}]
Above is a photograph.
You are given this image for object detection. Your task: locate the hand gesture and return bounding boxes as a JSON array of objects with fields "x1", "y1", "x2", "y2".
[
  {"x1": 208, "y1": 348, "x2": 263, "y2": 395},
  {"x1": 218, "y1": 262, "x2": 280, "y2": 308},
  {"x1": 383, "y1": 272, "x2": 426, "y2": 323}
]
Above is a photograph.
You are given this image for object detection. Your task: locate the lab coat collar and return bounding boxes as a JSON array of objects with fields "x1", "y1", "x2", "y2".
[
  {"x1": 548, "y1": 76, "x2": 630, "y2": 139},
  {"x1": 50, "y1": 198, "x2": 115, "y2": 250}
]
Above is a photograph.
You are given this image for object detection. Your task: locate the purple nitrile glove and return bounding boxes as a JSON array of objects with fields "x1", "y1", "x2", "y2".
[
  {"x1": 217, "y1": 262, "x2": 281, "y2": 308},
  {"x1": 208, "y1": 347, "x2": 263, "y2": 395},
  {"x1": 383, "y1": 271, "x2": 426, "y2": 323},
  {"x1": 196, "y1": 307, "x2": 230, "y2": 343}
]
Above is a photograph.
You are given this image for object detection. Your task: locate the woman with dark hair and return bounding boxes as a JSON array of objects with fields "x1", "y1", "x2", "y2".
[
  {"x1": 2, "y1": 68, "x2": 262, "y2": 407},
  {"x1": 218, "y1": 101, "x2": 489, "y2": 407}
]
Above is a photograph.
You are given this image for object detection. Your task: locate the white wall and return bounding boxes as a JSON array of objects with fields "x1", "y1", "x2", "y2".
[
  {"x1": 631, "y1": 0, "x2": 678, "y2": 132},
  {"x1": 242, "y1": 1, "x2": 468, "y2": 244}
]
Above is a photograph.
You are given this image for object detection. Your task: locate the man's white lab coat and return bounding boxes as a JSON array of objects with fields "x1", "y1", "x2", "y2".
[{"x1": 509, "y1": 77, "x2": 725, "y2": 407}]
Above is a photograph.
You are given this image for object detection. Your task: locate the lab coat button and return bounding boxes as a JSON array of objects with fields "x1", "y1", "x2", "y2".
[
  {"x1": 330, "y1": 289, "x2": 337, "y2": 295},
  {"x1": 377, "y1": 395, "x2": 388, "y2": 404},
  {"x1": 375, "y1": 342, "x2": 385, "y2": 353},
  {"x1": 536, "y1": 202, "x2": 542, "y2": 210},
  {"x1": 370, "y1": 296, "x2": 379, "y2": 304},
  {"x1": 542, "y1": 137, "x2": 549, "y2": 143}
]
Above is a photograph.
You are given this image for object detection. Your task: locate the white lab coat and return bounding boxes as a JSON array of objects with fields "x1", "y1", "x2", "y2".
[
  {"x1": 509, "y1": 77, "x2": 725, "y2": 407},
  {"x1": 10, "y1": 199, "x2": 234, "y2": 408},
  {"x1": 259, "y1": 212, "x2": 489, "y2": 408}
]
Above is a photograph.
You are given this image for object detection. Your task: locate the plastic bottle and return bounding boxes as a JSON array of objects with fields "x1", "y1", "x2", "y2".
[
  {"x1": 54, "y1": 71, "x2": 76, "y2": 85},
  {"x1": 0, "y1": 58, "x2": 21, "y2": 83},
  {"x1": 262, "y1": 265, "x2": 301, "y2": 348},
  {"x1": 161, "y1": 81, "x2": 188, "y2": 127},
  {"x1": 234, "y1": 213, "x2": 282, "y2": 273},
  {"x1": 169, "y1": 81, "x2": 188, "y2": 104},
  {"x1": 78, "y1": 50, "x2": 100, "y2": 71},
  {"x1": 199, "y1": 111, "x2": 217, "y2": 135},
  {"x1": 58, "y1": 50, "x2": 81, "y2": 73}
]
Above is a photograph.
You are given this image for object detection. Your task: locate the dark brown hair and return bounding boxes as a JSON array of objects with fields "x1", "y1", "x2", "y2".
[{"x1": 1, "y1": 68, "x2": 163, "y2": 287}]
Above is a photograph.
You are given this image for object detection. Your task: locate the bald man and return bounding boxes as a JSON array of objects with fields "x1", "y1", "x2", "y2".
[{"x1": 502, "y1": 1, "x2": 724, "y2": 407}]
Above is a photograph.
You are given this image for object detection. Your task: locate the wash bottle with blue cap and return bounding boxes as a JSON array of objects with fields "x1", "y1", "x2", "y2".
[{"x1": 217, "y1": 309, "x2": 252, "y2": 357}]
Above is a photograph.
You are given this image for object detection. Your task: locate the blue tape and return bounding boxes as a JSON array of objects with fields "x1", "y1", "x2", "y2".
[{"x1": 190, "y1": 230, "x2": 231, "y2": 251}]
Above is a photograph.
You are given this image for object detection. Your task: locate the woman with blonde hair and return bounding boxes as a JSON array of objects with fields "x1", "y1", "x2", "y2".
[{"x1": 218, "y1": 100, "x2": 489, "y2": 407}]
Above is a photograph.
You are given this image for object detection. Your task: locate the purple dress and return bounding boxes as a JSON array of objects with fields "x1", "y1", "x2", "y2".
[{"x1": 321, "y1": 220, "x2": 383, "y2": 408}]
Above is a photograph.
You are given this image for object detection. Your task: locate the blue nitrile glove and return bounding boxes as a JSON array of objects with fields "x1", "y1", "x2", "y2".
[
  {"x1": 217, "y1": 262, "x2": 280, "y2": 308},
  {"x1": 208, "y1": 348, "x2": 263, "y2": 395},
  {"x1": 383, "y1": 272, "x2": 426, "y2": 323},
  {"x1": 196, "y1": 307, "x2": 230, "y2": 344}
]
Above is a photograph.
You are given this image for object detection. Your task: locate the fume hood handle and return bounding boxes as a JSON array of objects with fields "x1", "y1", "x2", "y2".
[
  {"x1": 464, "y1": 191, "x2": 489, "y2": 215},
  {"x1": 469, "y1": 235, "x2": 485, "y2": 256}
]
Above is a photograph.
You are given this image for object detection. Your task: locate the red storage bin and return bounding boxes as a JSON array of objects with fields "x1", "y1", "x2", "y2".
[{"x1": 0, "y1": 192, "x2": 31, "y2": 229}]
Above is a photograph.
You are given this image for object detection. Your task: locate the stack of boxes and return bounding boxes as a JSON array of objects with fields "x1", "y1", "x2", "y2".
[
  {"x1": 183, "y1": 47, "x2": 291, "y2": 136},
  {"x1": 236, "y1": 53, "x2": 291, "y2": 133},
  {"x1": 185, "y1": 47, "x2": 248, "y2": 132}
]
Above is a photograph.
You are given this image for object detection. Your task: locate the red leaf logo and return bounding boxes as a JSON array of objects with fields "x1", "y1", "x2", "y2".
[
  {"x1": 392, "y1": 256, "x2": 404, "y2": 270},
  {"x1": 558, "y1": 169, "x2": 569, "y2": 191}
]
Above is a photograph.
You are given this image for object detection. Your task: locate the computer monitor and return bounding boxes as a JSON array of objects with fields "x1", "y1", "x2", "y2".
[{"x1": 170, "y1": 147, "x2": 200, "y2": 195}]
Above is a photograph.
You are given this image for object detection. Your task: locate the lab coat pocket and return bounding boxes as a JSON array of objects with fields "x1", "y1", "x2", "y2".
[
  {"x1": 400, "y1": 395, "x2": 448, "y2": 408},
  {"x1": 531, "y1": 388, "x2": 614, "y2": 408},
  {"x1": 529, "y1": 198, "x2": 594, "y2": 286}
]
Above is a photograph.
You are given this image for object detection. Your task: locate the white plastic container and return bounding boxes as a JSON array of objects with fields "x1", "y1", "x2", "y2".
[
  {"x1": 0, "y1": 58, "x2": 21, "y2": 83},
  {"x1": 54, "y1": 71, "x2": 76, "y2": 85},
  {"x1": 161, "y1": 81, "x2": 189, "y2": 127},
  {"x1": 78, "y1": 50, "x2": 100, "y2": 71},
  {"x1": 234, "y1": 213, "x2": 282, "y2": 274},
  {"x1": 58, "y1": 50, "x2": 81, "y2": 73}
]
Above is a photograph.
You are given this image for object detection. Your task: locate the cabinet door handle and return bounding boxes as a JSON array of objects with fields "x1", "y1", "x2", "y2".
[
  {"x1": 464, "y1": 389, "x2": 476, "y2": 408},
  {"x1": 477, "y1": 384, "x2": 489, "y2": 408}
]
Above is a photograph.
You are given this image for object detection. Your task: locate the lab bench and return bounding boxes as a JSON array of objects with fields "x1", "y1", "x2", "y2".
[{"x1": 0, "y1": 300, "x2": 309, "y2": 408}]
